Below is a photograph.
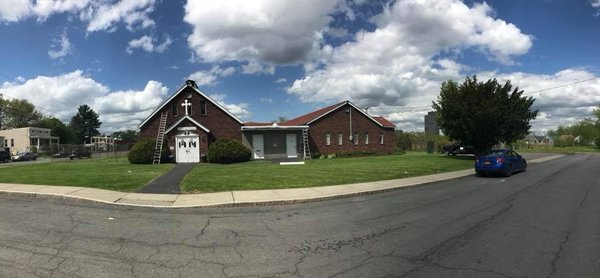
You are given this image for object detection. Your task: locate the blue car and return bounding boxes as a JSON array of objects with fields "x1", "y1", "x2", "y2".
[{"x1": 475, "y1": 149, "x2": 527, "y2": 177}]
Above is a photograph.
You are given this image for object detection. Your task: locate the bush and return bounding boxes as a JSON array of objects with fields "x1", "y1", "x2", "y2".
[
  {"x1": 128, "y1": 138, "x2": 170, "y2": 164},
  {"x1": 207, "y1": 139, "x2": 251, "y2": 164}
]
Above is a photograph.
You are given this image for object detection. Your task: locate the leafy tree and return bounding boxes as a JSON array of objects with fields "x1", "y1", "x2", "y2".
[
  {"x1": 0, "y1": 96, "x2": 44, "y2": 129},
  {"x1": 432, "y1": 76, "x2": 538, "y2": 153},
  {"x1": 69, "y1": 105, "x2": 102, "y2": 144},
  {"x1": 112, "y1": 130, "x2": 139, "y2": 142},
  {"x1": 37, "y1": 117, "x2": 77, "y2": 144}
]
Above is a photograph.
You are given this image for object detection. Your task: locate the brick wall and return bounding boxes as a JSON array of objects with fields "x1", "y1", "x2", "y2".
[
  {"x1": 139, "y1": 86, "x2": 243, "y2": 155},
  {"x1": 308, "y1": 104, "x2": 395, "y2": 155}
]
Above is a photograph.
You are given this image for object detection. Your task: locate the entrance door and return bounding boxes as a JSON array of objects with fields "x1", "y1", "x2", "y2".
[
  {"x1": 176, "y1": 135, "x2": 200, "y2": 163},
  {"x1": 252, "y1": 134, "x2": 264, "y2": 159},
  {"x1": 286, "y1": 134, "x2": 297, "y2": 158}
]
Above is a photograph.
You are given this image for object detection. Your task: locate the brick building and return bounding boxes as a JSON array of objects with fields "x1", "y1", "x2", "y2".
[
  {"x1": 424, "y1": 111, "x2": 439, "y2": 135},
  {"x1": 139, "y1": 81, "x2": 396, "y2": 163}
]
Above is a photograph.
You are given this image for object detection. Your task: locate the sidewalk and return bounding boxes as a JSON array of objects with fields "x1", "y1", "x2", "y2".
[{"x1": 0, "y1": 155, "x2": 565, "y2": 208}]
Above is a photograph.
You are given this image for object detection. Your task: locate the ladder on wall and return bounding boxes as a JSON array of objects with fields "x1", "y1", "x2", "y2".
[
  {"x1": 153, "y1": 112, "x2": 168, "y2": 165},
  {"x1": 302, "y1": 128, "x2": 311, "y2": 159}
]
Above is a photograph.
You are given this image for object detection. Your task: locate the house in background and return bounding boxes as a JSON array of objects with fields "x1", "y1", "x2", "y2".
[
  {"x1": 0, "y1": 127, "x2": 60, "y2": 154},
  {"x1": 91, "y1": 135, "x2": 115, "y2": 151},
  {"x1": 139, "y1": 80, "x2": 396, "y2": 163}
]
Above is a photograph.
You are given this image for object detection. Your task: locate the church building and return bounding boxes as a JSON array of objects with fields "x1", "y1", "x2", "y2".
[{"x1": 138, "y1": 80, "x2": 396, "y2": 163}]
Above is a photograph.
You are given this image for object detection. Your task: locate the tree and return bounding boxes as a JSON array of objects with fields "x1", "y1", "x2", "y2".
[
  {"x1": 69, "y1": 105, "x2": 102, "y2": 144},
  {"x1": 112, "y1": 129, "x2": 139, "y2": 143},
  {"x1": 37, "y1": 117, "x2": 77, "y2": 144},
  {"x1": 0, "y1": 96, "x2": 44, "y2": 129},
  {"x1": 432, "y1": 76, "x2": 538, "y2": 153}
]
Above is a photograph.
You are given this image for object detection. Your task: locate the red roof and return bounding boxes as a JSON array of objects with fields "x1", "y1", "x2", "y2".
[
  {"x1": 282, "y1": 102, "x2": 345, "y2": 126},
  {"x1": 244, "y1": 121, "x2": 274, "y2": 126},
  {"x1": 372, "y1": 116, "x2": 396, "y2": 128},
  {"x1": 282, "y1": 101, "x2": 396, "y2": 128}
]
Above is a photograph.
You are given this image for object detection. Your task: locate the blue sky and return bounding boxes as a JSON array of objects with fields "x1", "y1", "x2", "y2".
[{"x1": 0, "y1": 0, "x2": 599, "y2": 134}]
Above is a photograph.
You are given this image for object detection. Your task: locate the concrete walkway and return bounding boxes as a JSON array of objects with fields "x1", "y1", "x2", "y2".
[
  {"x1": 0, "y1": 154, "x2": 566, "y2": 208},
  {"x1": 136, "y1": 163, "x2": 196, "y2": 194}
]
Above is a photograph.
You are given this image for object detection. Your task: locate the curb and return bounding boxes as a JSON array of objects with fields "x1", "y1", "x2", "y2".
[{"x1": 0, "y1": 154, "x2": 566, "y2": 208}]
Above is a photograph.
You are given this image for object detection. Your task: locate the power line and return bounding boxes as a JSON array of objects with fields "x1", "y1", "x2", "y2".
[
  {"x1": 523, "y1": 76, "x2": 600, "y2": 95},
  {"x1": 368, "y1": 76, "x2": 600, "y2": 112}
]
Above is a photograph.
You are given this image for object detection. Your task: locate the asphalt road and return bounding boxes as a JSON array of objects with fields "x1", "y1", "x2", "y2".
[{"x1": 0, "y1": 153, "x2": 599, "y2": 277}]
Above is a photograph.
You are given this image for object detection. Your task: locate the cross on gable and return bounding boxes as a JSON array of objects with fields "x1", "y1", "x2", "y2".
[{"x1": 182, "y1": 99, "x2": 192, "y2": 115}]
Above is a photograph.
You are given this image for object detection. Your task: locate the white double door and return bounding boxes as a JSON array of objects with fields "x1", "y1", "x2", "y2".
[{"x1": 176, "y1": 134, "x2": 200, "y2": 163}]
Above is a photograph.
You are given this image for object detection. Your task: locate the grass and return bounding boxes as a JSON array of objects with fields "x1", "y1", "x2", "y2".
[
  {"x1": 0, "y1": 156, "x2": 173, "y2": 192},
  {"x1": 516, "y1": 146, "x2": 600, "y2": 153},
  {"x1": 180, "y1": 152, "x2": 475, "y2": 193}
]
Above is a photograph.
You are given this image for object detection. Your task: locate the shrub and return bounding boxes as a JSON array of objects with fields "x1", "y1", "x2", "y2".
[
  {"x1": 128, "y1": 138, "x2": 170, "y2": 164},
  {"x1": 207, "y1": 139, "x2": 251, "y2": 164}
]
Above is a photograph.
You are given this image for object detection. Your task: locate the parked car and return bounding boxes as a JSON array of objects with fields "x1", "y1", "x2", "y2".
[
  {"x1": 475, "y1": 149, "x2": 527, "y2": 177},
  {"x1": 52, "y1": 151, "x2": 70, "y2": 158},
  {"x1": 11, "y1": 152, "x2": 38, "y2": 161},
  {"x1": 0, "y1": 151, "x2": 10, "y2": 163},
  {"x1": 445, "y1": 144, "x2": 475, "y2": 156},
  {"x1": 69, "y1": 149, "x2": 92, "y2": 160}
]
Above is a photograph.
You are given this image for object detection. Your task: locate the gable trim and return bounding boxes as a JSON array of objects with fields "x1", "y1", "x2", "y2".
[
  {"x1": 165, "y1": 116, "x2": 210, "y2": 134},
  {"x1": 306, "y1": 101, "x2": 384, "y2": 128},
  {"x1": 138, "y1": 84, "x2": 244, "y2": 129}
]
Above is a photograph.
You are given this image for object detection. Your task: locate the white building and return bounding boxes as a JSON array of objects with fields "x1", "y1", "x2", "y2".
[{"x1": 0, "y1": 127, "x2": 60, "y2": 154}]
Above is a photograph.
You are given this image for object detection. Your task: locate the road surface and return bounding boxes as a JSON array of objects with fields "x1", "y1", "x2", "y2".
[{"x1": 0, "y1": 153, "x2": 598, "y2": 277}]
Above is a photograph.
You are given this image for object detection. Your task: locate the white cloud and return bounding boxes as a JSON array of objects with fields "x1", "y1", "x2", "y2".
[
  {"x1": 260, "y1": 97, "x2": 273, "y2": 103},
  {"x1": 209, "y1": 94, "x2": 251, "y2": 120},
  {"x1": 48, "y1": 31, "x2": 72, "y2": 59},
  {"x1": 126, "y1": 35, "x2": 172, "y2": 54},
  {"x1": 241, "y1": 61, "x2": 275, "y2": 75},
  {"x1": 0, "y1": 70, "x2": 169, "y2": 132},
  {"x1": 84, "y1": 0, "x2": 155, "y2": 32},
  {"x1": 593, "y1": 0, "x2": 600, "y2": 16},
  {"x1": 183, "y1": 0, "x2": 343, "y2": 67},
  {"x1": 287, "y1": 0, "x2": 533, "y2": 130},
  {"x1": 0, "y1": 0, "x2": 156, "y2": 33},
  {"x1": 0, "y1": 0, "x2": 30, "y2": 22},
  {"x1": 274, "y1": 78, "x2": 287, "y2": 84},
  {"x1": 187, "y1": 66, "x2": 236, "y2": 87}
]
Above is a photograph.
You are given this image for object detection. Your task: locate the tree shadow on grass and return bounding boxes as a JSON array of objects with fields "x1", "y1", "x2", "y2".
[{"x1": 445, "y1": 155, "x2": 476, "y2": 161}]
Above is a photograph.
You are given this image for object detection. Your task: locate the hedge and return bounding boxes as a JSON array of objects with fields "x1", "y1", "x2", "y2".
[
  {"x1": 128, "y1": 138, "x2": 170, "y2": 164},
  {"x1": 207, "y1": 139, "x2": 251, "y2": 164}
]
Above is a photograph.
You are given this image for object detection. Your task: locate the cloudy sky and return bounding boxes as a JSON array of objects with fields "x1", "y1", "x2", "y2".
[{"x1": 0, "y1": 0, "x2": 599, "y2": 134}]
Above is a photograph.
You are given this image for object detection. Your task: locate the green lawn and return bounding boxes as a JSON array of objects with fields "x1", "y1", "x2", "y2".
[
  {"x1": 181, "y1": 153, "x2": 474, "y2": 193},
  {"x1": 0, "y1": 156, "x2": 173, "y2": 192}
]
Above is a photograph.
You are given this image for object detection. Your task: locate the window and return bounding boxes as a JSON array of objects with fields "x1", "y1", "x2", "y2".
[
  {"x1": 4, "y1": 139, "x2": 6, "y2": 146},
  {"x1": 353, "y1": 133, "x2": 358, "y2": 145},
  {"x1": 365, "y1": 133, "x2": 369, "y2": 145},
  {"x1": 325, "y1": 132, "x2": 331, "y2": 145},
  {"x1": 380, "y1": 133, "x2": 384, "y2": 145},
  {"x1": 172, "y1": 103, "x2": 178, "y2": 116},
  {"x1": 338, "y1": 133, "x2": 343, "y2": 145},
  {"x1": 200, "y1": 100, "x2": 207, "y2": 115},
  {"x1": 11, "y1": 139, "x2": 14, "y2": 147}
]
